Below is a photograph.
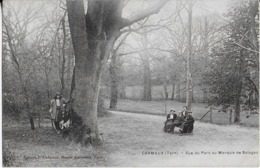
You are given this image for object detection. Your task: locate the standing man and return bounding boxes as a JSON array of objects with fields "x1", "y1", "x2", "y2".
[
  {"x1": 49, "y1": 92, "x2": 67, "y2": 133},
  {"x1": 182, "y1": 106, "x2": 189, "y2": 118}
]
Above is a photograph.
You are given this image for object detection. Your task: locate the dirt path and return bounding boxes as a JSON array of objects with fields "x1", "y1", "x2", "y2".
[
  {"x1": 103, "y1": 111, "x2": 259, "y2": 167},
  {"x1": 3, "y1": 111, "x2": 259, "y2": 167}
]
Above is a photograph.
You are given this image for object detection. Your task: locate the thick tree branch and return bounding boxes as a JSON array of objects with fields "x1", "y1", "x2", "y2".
[{"x1": 121, "y1": 0, "x2": 169, "y2": 28}]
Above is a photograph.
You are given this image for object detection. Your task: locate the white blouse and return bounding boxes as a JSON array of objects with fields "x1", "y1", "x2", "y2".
[{"x1": 56, "y1": 99, "x2": 61, "y2": 107}]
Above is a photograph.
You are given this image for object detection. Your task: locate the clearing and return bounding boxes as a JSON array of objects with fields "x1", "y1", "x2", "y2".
[
  {"x1": 104, "y1": 99, "x2": 259, "y2": 127},
  {"x1": 3, "y1": 111, "x2": 259, "y2": 167}
]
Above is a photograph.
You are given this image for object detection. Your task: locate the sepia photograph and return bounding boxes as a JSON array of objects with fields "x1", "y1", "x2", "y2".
[{"x1": 1, "y1": 0, "x2": 259, "y2": 167}]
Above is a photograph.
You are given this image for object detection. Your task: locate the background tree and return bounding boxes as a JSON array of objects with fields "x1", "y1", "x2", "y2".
[
  {"x1": 203, "y1": 0, "x2": 259, "y2": 122},
  {"x1": 3, "y1": 1, "x2": 46, "y2": 130}
]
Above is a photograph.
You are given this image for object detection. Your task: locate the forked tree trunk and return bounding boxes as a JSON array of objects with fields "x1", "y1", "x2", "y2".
[
  {"x1": 67, "y1": 0, "x2": 104, "y2": 145},
  {"x1": 66, "y1": 0, "x2": 168, "y2": 146}
]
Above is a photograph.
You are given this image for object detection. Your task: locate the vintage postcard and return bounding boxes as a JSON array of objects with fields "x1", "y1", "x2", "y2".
[{"x1": 1, "y1": 0, "x2": 259, "y2": 167}]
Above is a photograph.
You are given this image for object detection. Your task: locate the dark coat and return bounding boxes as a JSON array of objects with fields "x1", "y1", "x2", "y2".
[
  {"x1": 180, "y1": 115, "x2": 195, "y2": 133},
  {"x1": 166, "y1": 113, "x2": 177, "y2": 121},
  {"x1": 184, "y1": 116, "x2": 195, "y2": 125}
]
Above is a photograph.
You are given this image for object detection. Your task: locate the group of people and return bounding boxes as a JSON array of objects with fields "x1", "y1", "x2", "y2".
[
  {"x1": 164, "y1": 106, "x2": 195, "y2": 134},
  {"x1": 49, "y1": 92, "x2": 70, "y2": 134},
  {"x1": 49, "y1": 92, "x2": 194, "y2": 135}
]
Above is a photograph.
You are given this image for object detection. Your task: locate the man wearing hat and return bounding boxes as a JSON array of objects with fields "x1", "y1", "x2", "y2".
[
  {"x1": 179, "y1": 111, "x2": 195, "y2": 134},
  {"x1": 49, "y1": 92, "x2": 67, "y2": 133},
  {"x1": 169, "y1": 111, "x2": 185, "y2": 133}
]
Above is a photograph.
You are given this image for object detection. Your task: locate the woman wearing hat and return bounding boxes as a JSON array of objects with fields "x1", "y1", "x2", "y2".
[{"x1": 49, "y1": 92, "x2": 67, "y2": 133}]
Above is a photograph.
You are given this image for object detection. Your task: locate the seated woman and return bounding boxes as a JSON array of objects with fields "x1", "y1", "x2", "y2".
[
  {"x1": 170, "y1": 112, "x2": 185, "y2": 133},
  {"x1": 179, "y1": 112, "x2": 195, "y2": 134},
  {"x1": 164, "y1": 110, "x2": 177, "y2": 133},
  {"x1": 166, "y1": 110, "x2": 177, "y2": 121}
]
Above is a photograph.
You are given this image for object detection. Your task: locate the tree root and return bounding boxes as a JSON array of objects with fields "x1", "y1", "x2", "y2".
[{"x1": 61, "y1": 109, "x2": 103, "y2": 147}]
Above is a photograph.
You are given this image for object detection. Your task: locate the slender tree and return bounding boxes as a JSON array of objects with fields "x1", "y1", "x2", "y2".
[{"x1": 185, "y1": 0, "x2": 193, "y2": 111}]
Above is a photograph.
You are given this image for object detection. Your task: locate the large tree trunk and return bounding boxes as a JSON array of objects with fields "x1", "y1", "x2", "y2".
[
  {"x1": 66, "y1": 0, "x2": 122, "y2": 146},
  {"x1": 109, "y1": 51, "x2": 118, "y2": 109},
  {"x1": 66, "y1": 0, "x2": 168, "y2": 146},
  {"x1": 185, "y1": 0, "x2": 193, "y2": 111}
]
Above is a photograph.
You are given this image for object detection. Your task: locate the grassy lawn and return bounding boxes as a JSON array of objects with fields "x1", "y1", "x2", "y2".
[
  {"x1": 104, "y1": 99, "x2": 259, "y2": 127},
  {"x1": 3, "y1": 111, "x2": 259, "y2": 167}
]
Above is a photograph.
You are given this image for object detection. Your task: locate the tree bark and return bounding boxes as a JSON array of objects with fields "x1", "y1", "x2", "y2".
[
  {"x1": 109, "y1": 51, "x2": 118, "y2": 109},
  {"x1": 185, "y1": 0, "x2": 193, "y2": 111},
  {"x1": 67, "y1": 0, "x2": 104, "y2": 145}
]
